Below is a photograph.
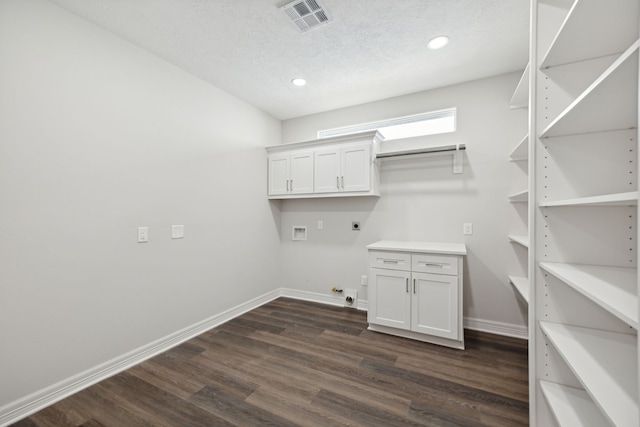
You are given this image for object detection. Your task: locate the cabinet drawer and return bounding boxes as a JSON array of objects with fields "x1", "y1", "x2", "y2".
[
  {"x1": 369, "y1": 251, "x2": 411, "y2": 271},
  {"x1": 412, "y1": 254, "x2": 459, "y2": 276}
]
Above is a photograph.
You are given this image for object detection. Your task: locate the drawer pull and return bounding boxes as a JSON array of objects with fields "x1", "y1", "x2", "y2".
[
  {"x1": 422, "y1": 262, "x2": 445, "y2": 268},
  {"x1": 413, "y1": 278, "x2": 416, "y2": 294},
  {"x1": 406, "y1": 278, "x2": 409, "y2": 293},
  {"x1": 382, "y1": 260, "x2": 399, "y2": 264}
]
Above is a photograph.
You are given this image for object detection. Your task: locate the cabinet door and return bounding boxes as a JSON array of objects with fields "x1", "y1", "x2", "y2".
[
  {"x1": 411, "y1": 272, "x2": 459, "y2": 339},
  {"x1": 368, "y1": 268, "x2": 411, "y2": 330},
  {"x1": 341, "y1": 144, "x2": 371, "y2": 192},
  {"x1": 314, "y1": 148, "x2": 341, "y2": 193},
  {"x1": 290, "y1": 150, "x2": 314, "y2": 194},
  {"x1": 268, "y1": 154, "x2": 290, "y2": 195}
]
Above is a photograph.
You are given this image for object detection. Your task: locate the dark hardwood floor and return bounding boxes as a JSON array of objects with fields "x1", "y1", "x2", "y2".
[{"x1": 13, "y1": 298, "x2": 528, "y2": 426}]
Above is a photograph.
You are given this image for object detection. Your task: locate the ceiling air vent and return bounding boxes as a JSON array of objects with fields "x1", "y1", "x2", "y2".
[{"x1": 281, "y1": 0, "x2": 331, "y2": 33}]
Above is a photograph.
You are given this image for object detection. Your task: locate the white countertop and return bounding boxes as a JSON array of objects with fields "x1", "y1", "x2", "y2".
[{"x1": 366, "y1": 240, "x2": 467, "y2": 255}]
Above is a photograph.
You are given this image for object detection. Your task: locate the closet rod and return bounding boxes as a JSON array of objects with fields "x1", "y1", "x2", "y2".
[{"x1": 375, "y1": 143, "x2": 466, "y2": 159}]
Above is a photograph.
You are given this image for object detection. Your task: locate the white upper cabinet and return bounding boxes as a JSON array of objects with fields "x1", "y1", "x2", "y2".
[
  {"x1": 315, "y1": 144, "x2": 371, "y2": 194},
  {"x1": 313, "y1": 147, "x2": 341, "y2": 193},
  {"x1": 267, "y1": 150, "x2": 313, "y2": 196},
  {"x1": 266, "y1": 131, "x2": 381, "y2": 199},
  {"x1": 290, "y1": 151, "x2": 314, "y2": 194},
  {"x1": 341, "y1": 144, "x2": 371, "y2": 192},
  {"x1": 268, "y1": 154, "x2": 290, "y2": 196}
]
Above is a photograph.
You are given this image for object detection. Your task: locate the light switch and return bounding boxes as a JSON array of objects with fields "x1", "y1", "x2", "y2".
[
  {"x1": 138, "y1": 227, "x2": 149, "y2": 243},
  {"x1": 172, "y1": 225, "x2": 185, "y2": 239},
  {"x1": 317, "y1": 220, "x2": 324, "y2": 230},
  {"x1": 463, "y1": 223, "x2": 473, "y2": 235}
]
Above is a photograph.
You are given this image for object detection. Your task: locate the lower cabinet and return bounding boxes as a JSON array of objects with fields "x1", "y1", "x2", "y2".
[
  {"x1": 412, "y1": 272, "x2": 459, "y2": 339},
  {"x1": 367, "y1": 241, "x2": 466, "y2": 349}
]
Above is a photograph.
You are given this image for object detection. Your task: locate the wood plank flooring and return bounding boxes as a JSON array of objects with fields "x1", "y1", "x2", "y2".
[{"x1": 13, "y1": 298, "x2": 528, "y2": 426}]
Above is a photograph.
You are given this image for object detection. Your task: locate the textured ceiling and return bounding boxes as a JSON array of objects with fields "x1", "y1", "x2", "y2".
[{"x1": 47, "y1": 0, "x2": 530, "y2": 120}]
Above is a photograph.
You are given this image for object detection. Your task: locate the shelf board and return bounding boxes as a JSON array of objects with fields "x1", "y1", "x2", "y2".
[
  {"x1": 539, "y1": 322, "x2": 638, "y2": 427},
  {"x1": 540, "y1": 381, "x2": 610, "y2": 427},
  {"x1": 508, "y1": 276, "x2": 529, "y2": 304},
  {"x1": 508, "y1": 189, "x2": 528, "y2": 203},
  {"x1": 509, "y1": 134, "x2": 529, "y2": 161},
  {"x1": 539, "y1": 191, "x2": 638, "y2": 208},
  {"x1": 540, "y1": 41, "x2": 639, "y2": 138},
  {"x1": 510, "y1": 64, "x2": 530, "y2": 109},
  {"x1": 540, "y1": 0, "x2": 639, "y2": 69},
  {"x1": 508, "y1": 234, "x2": 529, "y2": 248},
  {"x1": 539, "y1": 262, "x2": 638, "y2": 328}
]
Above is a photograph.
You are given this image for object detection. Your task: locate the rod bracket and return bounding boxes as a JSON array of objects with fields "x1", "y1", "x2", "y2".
[{"x1": 453, "y1": 143, "x2": 463, "y2": 174}]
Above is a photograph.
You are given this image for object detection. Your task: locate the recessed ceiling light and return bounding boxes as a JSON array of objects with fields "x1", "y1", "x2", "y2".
[
  {"x1": 427, "y1": 36, "x2": 450, "y2": 50},
  {"x1": 291, "y1": 78, "x2": 307, "y2": 86}
]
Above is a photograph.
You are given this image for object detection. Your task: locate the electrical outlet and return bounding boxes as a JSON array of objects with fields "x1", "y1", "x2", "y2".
[{"x1": 137, "y1": 227, "x2": 149, "y2": 243}]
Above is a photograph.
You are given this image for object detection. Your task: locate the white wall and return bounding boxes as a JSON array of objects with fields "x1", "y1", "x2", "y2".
[
  {"x1": 280, "y1": 72, "x2": 528, "y2": 331},
  {"x1": 0, "y1": 0, "x2": 281, "y2": 409}
]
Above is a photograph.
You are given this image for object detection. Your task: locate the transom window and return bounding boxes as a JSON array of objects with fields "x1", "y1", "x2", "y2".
[{"x1": 318, "y1": 108, "x2": 456, "y2": 141}]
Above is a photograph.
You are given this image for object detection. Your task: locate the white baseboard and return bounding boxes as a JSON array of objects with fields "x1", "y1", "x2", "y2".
[
  {"x1": 1, "y1": 288, "x2": 523, "y2": 426},
  {"x1": 280, "y1": 288, "x2": 368, "y2": 311},
  {"x1": 0, "y1": 289, "x2": 282, "y2": 427},
  {"x1": 280, "y1": 290, "x2": 525, "y2": 339},
  {"x1": 464, "y1": 317, "x2": 528, "y2": 340}
]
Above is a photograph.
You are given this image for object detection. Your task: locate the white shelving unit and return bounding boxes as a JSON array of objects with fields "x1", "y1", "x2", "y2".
[
  {"x1": 509, "y1": 134, "x2": 529, "y2": 161},
  {"x1": 507, "y1": 64, "x2": 530, "y2": 315},
  {"x1": 530, "y1": 0, "x2": 639, "y2": 425},
  {"x1": 507, "y1": 64, "x2": 530, "y2": 358},
  {"x1": 508, "y1": 234, "x2": 529, "y2": 249},
  {"x1": 509, "y1": 275, "x2": 530, "y2": 303},
  {"x1": 539, "y1": 0, "x2": 639, "y2": 68},
  {"x1": 508, "y1": 189, "x2": 529, "y2": 203},
  {"x1": 510, "y1": 63, "x2": 530, "y2": 109},
  {"x1": 540, "y1": 42, "x2": 639, "y2": 138},
  {"x1": 540, "y1": 381, "x2": 609, "y2": 427},
  {"x1": 540, "y1": 322, "x2": 638, "y2": 426},
  {"x1": 539, "y1": 191, "x2": 638, "y2": 208},
  {"x1": 540, "y1": 262, "x2": 638, "y2": 328}
]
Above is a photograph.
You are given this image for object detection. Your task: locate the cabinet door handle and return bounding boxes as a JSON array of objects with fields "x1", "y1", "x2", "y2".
[
  {"x1": 290, "y1": 179, "x2": 293, "y2": 191},
  {"x1": 413, "y1": 278, "x2": 416, "y2": 294},
  {"x1": 286, "y1": 179, "x2": 289, "y2": 191},
  {"x1": 406, "y1": 278, "x2": 409, "y2": 293},
  {"x1": 336, "y1": 176, "x2": 340, "y2": 189},
  {"x1": 341, "y1": 176, "x2": 345, "y2": 189}
]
